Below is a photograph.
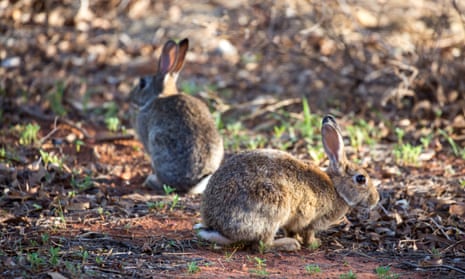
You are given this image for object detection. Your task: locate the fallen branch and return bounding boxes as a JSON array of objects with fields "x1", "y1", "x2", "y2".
[{"x1": 240, "y1": 98, "x2": 301, "y2": 122}]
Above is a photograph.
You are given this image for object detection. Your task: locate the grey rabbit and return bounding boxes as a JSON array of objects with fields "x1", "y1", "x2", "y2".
[
  {"x1": 195, "y1": 115, "x2": 379, "y2": 251},
  {"x1": 130, "y1": 38, "x2": 224, "y2": 194}
]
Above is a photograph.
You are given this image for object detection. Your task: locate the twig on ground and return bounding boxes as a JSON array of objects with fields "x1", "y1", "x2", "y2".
[
  {"x1": 441, "y1": 240, "x2": 465, "y2": 254},
  {"x1": 38, "y1": 116, "x2": 59, "y2": 146},
  {"x1": 401, "y1": 261, "x2": 465, "y2": 275},
  {"x1": 430, "y1": 217, "x2": 451, "y2": 241},
  {"x1": 346, "y1": 250, "x2": 378, "y2": 261},
  {"x1": 240, "y1": 98, "x2": 301, "y2": 121}
]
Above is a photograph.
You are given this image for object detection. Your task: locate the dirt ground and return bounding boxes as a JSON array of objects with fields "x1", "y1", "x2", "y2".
[{"x1": 1, "y1": 0, "x2": 465, "y2": 278}]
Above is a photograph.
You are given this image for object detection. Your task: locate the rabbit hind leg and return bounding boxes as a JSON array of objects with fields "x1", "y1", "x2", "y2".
[{"x1": 270, "y1": 237, "x2": 301, "y2": 251}]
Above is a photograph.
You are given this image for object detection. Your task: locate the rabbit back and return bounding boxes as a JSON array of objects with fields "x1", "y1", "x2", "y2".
[{"x1": 137, "y1": 94, "x2": 223, "y2": 192}]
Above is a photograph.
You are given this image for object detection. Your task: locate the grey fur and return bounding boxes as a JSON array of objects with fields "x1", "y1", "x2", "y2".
[{"x1": 130, "y1": 38, "x2": 224, "y2": 194}]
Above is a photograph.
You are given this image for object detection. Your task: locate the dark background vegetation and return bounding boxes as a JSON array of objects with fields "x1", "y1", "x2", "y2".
[{"x1": 1, "y1": 0, "x2": 464, "y2": 278}]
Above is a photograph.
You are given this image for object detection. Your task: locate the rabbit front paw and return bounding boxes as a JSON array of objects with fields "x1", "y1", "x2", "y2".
[{"x1": 143, "y1": 174, "x2": 165, "y2": 193}]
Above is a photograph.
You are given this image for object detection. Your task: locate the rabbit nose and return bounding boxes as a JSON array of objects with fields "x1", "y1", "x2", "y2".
[{"x1": 322, "y1": 115, "x2": 336, "y2": 125}]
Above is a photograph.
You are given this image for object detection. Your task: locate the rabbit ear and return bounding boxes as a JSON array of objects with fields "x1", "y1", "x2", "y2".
[
  {"x1": 172, "y1": 38, "x2": 189, "y2": 73},
  {"x1": 321, "y1": 115, "x2": 346, "y2": 171},
  {"x1": 158, "y1": 40, "x2": 179, "y2": 75}
]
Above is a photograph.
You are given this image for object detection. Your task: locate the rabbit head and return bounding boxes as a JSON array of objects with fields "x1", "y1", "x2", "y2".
[
  {"x1": 130, "y1": 38, "x2": 189, "y2": 107},
  {"x1": 321, "y1": 115, "x2": 379, "y2": 209}
]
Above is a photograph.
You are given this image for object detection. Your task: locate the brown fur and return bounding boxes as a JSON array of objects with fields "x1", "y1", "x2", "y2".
[{"x1": 197, "y1": 115, "x2": 379, "y2": 251}]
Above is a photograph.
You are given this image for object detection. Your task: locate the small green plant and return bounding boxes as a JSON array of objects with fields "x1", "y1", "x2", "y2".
[
  {"x1": 258, "y1": 240, "x2": 267, "y2": 254},
  {"x1": 29, "y1": 239, "x2": 39, "y2": 247},
  {"x1": 419, "y1": 134, "x2": 433, "y2": 149},
  {"x1": 65, "y1": 261, "x2": 80, "y2": 276},
  {"x1": 273, "y1": 125, "x2": 287, "y2": 139},
  {"x1": 97, "y1": 207, "x2": 104, "y2": 216},
  {"x1": 395, "y1": 127, "x2": 405, "y2": 144},
  {"x1": 223, "y1": 122, "x2": 247, "y2": 151},
  {"x1": 147, "y1": 201, "x2": 165, "y2": 211},
  {"x1": 49, "y1": 246, "x2": 60, "y2": 266},
  {"x1": 340, "y1": 270, "x2": 357, "y2": 279},
  {"x1": 41, "y1": 233, "x2": 50, "y2": 244},
  {"x1": 105, "y1": 116, "x2": 120, "y2": 132},
  {"x1": 19, "y1": 123, "x2": 40, "y2": 145},
  {"x1": 124, "y1": 222, "x2": 132, "y2": 231},
  {"x1": 346, "y1": 125, "x2": 365, "y2": 150},
  {"x1": 254, "y1": 256, "x2": 266, "y2": 268},
  {"x1": 308, "y1": 143, "x2": 326, "y2": 164},
  {"x1": 392, "y1": 143, "x2": 422, "y2": 166},
  {"x1": 81, "y1": 250, "x2": 89, "y2": 264},
  {"x1": 32, "y1": 203, "x2": 43, "y2": 210},
  {"x1": 275, "y1": 139, "x2": 292, "y2": 151},
  {"x1": 246, "y1": 135, "x2": 267, "y2": 150},
  {"x1": 180, "y1": 80, "x2": 203, "y2": 95},
  {"x1": 95, "y1": 256, "x2": 103, "y2": 265},
  {"x1": 39, "y1": 149, "x2": 63, "y2": 168},
  {"x1": 347, "y1": 119, "x2": 379, "y2": 150},
  {"x1": 56, "y1": 199, "x2": 66, "y2": 225},
  {"x1": 75, "y1": 140, "x2": 85, "y2": 152},
  {"x1": 49, "y1": 82, "x2": 67, "y2": 116},
  {"x1": 272, "y1": 124, "x2": 294, "y2": 150},
  {"x1": 375, "y1": 266, "x2": 399, "y2": 279},
  {"x1": 430, "y1": 247, "x2": 441, "y2": 259},
  {"x1": 299, "y1": 98, "x2": 319, "y2": 141},
  {"x1": 308, "y1": 239, "x2": 321, "y2": 250},
  {"x1": 212, "y1": 111, "x2": 224, "y2": 130},
  {"x1": 170, "y1": 194, "x2": 180, "y2": 211},
  {"x1": 71, "y1": 175, "x2": 94, "y2": 191},
  {"x1": 100, "y1": 101, "x2": 120, "y2": 131},
  {"x1": 187, "y1": 261, "x2": 200, "y2": 274},
  {"x1": 163, "y1": 185, "x2": 176, "y2": 195},
  {"x1": 305, "y1": 264, "x2": 321, "y2": 274},
  {"x1": 439, "y1": 129, "x2": 465, "y2": 159},
  {"x1": 103, "y1": 101, "x2": 118, "y2": 117},
  {"x1": 68, "y1": 190, "x2": 77, "y2": 198},
  {"x1": 249, "y1": 256, "x2": 269, "y2": 277},
  {"x1": 392, "y1": 127, "x2": 422, "y2": 166},
  {"x1": 27, "y1": 252, "x2": 44, "y2": 270}
]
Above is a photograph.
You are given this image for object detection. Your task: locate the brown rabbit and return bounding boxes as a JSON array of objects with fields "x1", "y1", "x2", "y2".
[
  {"x1": 130, "y1": 38, "x2": 224, "y2": 194},
  {"x1": 195, "y1": 115, "x2": 379, "y2": 251}
]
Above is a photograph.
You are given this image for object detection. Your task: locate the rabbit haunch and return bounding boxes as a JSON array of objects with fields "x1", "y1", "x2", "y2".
[{"x1": 196, "y1": 115, "x2": 379, "y2": 251}]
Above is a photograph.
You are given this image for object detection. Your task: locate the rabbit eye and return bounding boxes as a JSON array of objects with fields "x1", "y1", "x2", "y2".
[
  {"x1": 139, "y1": 78, "x2": 147, "y2": 89},
  {"x1": 354, "y1": 174, "x2": 366, "y2": 185}
]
